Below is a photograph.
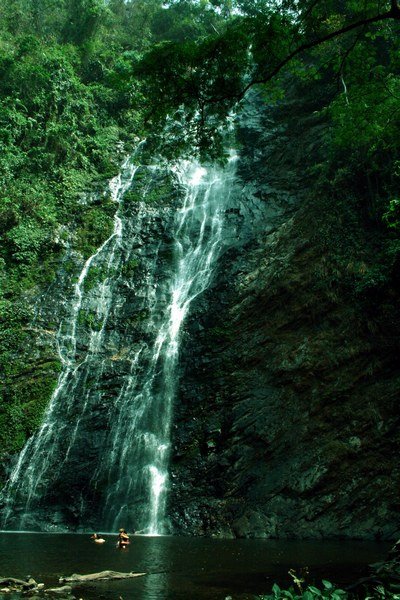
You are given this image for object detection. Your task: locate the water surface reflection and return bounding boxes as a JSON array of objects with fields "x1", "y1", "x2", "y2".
[{"x1": 0, "y1": 533, "x2": 389, "y2": 599}]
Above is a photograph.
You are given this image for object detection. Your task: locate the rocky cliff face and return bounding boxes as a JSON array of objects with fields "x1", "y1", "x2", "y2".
[
  {"x1": 2, "y1": 92, "x2": 399, "y2": 538},
  {"x1": 168, "y1": 95, "x2": 400, "y2": 540},
  {"x1": 0, "y1": 162, "x2": 180, "y2": 531}
]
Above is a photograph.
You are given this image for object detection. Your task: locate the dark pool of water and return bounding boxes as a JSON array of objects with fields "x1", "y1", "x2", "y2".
[{"x1": 0, "y1": 533, "x2": 389, "y2": 599}]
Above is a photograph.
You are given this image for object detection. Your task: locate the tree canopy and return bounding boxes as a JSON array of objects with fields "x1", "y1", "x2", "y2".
[
  {"x1": 0, "y1": 0, "x2": 399, "y2": 457},
  {"x1": 136, "y1": 1, "x2": 399, "y2": 154}
]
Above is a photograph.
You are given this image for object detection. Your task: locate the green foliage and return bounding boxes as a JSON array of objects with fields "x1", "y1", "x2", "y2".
[
  {"x1": 123, "y1": 169, "x2": 177, "y2": 205},
  {"x1": 121, "y1": 257, "x2": 140, "y2": 278},
  {"x1": 383, "y1": 199, "x2": 400, "y2": 232},
  {"x1": 0, "y1": 367, "x2": 60, "y2": 455},
  {"x1": 324, "y1": 39, "x2": 400, "y2": 199},
  {"x1": 0, "y1": 296, "x2": 61, "y2": 456},
  {"x1": 353, "y1": 263, "x2": 391, "y2": 296},
  {"x1": 83, "y1": 264, "x2": 107, "y2": 292},
  {"x1": 75, "y1": 206, "x2": 114, "y2": 259},
  {"x1": 262, "y1": 580, "x2": 348, "y2": 599},
  {"x1": 366, "y1": 586, "x2": 400, "y2": 600},
  {"x1": 136, "y1": 22, "x2": 252, "y2": 158},
  {"x1": 0, "y1": 0, "x2": 163, "y2": 459},
  {"x1": 78, "y1": 309, "x2": 103, "y2": 331},
  {"x1": 0, "y1": 0, "x2": 399, "y2": 467},
  {"x1": 135, "y1": 0, "x2": 400, "y2": 174},
  {"x1": 62, "y1": 0, "x2": 110, "y2": 45},
  {"x1": 261, "y1": 579, "x2": 400, "y2": 600}
]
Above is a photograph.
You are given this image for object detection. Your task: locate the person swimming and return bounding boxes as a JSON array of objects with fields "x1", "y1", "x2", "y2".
[
  {"x1": 117, "y1": 528, "x2": 130, "y2": 548},
  {"x1": 90, "y1": 533, "x2": 106, "y2": 543}
]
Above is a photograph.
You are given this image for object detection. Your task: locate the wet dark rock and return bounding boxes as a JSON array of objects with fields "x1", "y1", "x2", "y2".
[
  {"x1": 2, "y1": 90, "x2": 399, "y2": 539},
  {"x1": 168, "y1": 93, "x2": 400, "y2": 540}
]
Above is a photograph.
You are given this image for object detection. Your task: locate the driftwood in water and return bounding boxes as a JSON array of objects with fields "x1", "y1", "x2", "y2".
[
  {"x1": 59, "y1": 570, "x2": 146, "y2": 584},
  {"x1": 44, "y1": 584, "x2": 73, "y2": 595},
  {"x1": 0, "y1": 577, "x2": 44, "y2": 592},
  {"x1": 0, "y1": 577, "x2": 31, "y2": 587},
  {"x1": 0, "y1": 576, "x2": 40, "y2": 590}
]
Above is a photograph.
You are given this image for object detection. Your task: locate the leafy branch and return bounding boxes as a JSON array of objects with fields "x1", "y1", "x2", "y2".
[{"x1": 232, "y1": 0, "x2": 400, "y2": 103}]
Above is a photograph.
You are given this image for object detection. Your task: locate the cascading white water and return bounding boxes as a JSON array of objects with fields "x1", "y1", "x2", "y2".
[
  {"x1": 0, "y1": 149, "x2": 238, "y2": 534},
  {"x1": 0, "y1": 156, "x2": 138, "y2": 530},
  {"x1": 99, "y1": 154, "x2": 238, "y2": 534}
]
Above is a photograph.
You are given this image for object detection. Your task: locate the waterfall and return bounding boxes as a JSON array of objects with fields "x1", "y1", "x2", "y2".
[
  {"x1": 0, "y1": 149, "x2": 237, "y2": 534},
  {"x1": 99, "y1": 154, "x2": 238, "y2": 534},
  {"x1": 0, "y1": 155, "x2": 138, "y2": 530}
]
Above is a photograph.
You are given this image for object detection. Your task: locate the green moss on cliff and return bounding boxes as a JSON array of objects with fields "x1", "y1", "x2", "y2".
[
  {"x1": 75, "y1": 206, "x2": 115, "y2": 259},
  {"x1": 0, "y1": 358, "x2": 61, "y2": 457},
  {"x1": 0, "y1": 3, "x2": 152, "y2": 461}
]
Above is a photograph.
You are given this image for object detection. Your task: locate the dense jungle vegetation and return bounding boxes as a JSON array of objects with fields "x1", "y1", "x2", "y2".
[{"x1": 0, "y1": 0, "x2": 399, "y2": 459}]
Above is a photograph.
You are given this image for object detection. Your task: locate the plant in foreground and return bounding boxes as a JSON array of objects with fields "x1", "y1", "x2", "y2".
[
  {"x1": 261, "y1": 578, "x2": 348, "y2": 600},
  {"x1": 259, "y1": 579, "x2": 400, "y2": 600}
]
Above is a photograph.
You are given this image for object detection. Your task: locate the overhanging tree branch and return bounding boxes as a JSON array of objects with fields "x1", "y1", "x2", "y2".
[
  {"x1": 336, "y1": 25, "x2": 365, "y2": 100},
  {"x1": 211, "y1": 1, "x2": 400, "y2": 104}
]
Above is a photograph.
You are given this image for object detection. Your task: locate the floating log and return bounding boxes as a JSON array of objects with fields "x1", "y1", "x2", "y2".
[
  {"x1": 45, "y1": 584, "x2": 73, "y2": 595},
  {"x1": 59, "y1": 570, "x2": 146, "y2": 584},
  {"x1": 0, "y1": 577, "x2": 37, "y2": 589},
  {"x1": 0, "y1": 577, "x2": 29, "y2": 587}
]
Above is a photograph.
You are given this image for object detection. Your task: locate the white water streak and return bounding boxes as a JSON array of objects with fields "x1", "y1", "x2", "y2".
[
  {"x1": 99, "y1": 153, "x2": 238, "y2": 534},
  {"x1": 0, "y1": 156, "x2": 138, "y2": 529},
  {"x1": 0, "y1": 148, "x2": 238, "y2": 536}
]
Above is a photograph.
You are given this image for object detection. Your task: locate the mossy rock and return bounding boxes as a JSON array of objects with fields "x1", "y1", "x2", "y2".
[
  {"x1": 121, "y1": 257, "x2": 140, "y2": 278},
  {"x1": 75, "y1": 206, "x2": 115, "y2": 260},
  {"x1": 0, "y1": 357, "x2": 61, "y2": 457},
  {"x1": 78, "y1": 308, "x2": 103, "y2": 331}
]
